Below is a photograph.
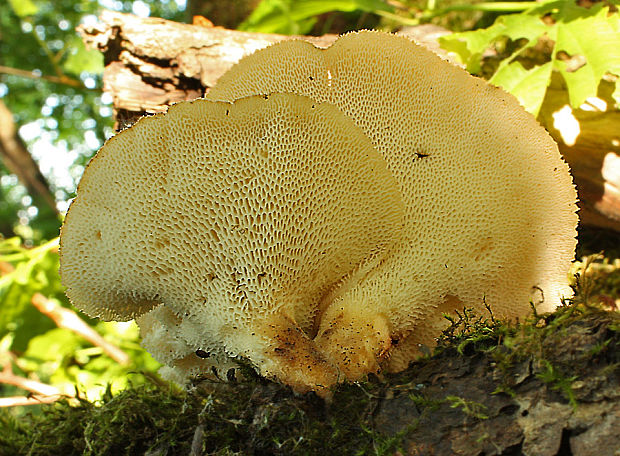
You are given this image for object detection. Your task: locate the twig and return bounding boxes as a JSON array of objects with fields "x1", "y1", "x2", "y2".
[
  {"x1": 0, "y1": 395, "x2": 63, "y2": 407},
  {"x1": 0, "y1": 64, "x2": 88, "y2": 89},
  {"x1": 0, "y1": 371, "x2": 61, "y2": 397},
  {"x1": 0, "y1": 356, "x2": 69, "y2": 407},
  {"x1": 31, "y1": 293, "x2": 130, "y2": 365},
  {"x1": 0, "y1": 359, "x2": 61, "y2": 396}
]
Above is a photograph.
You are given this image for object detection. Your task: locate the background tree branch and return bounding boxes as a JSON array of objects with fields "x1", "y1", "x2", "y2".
[{"x1": 0, "y1": 99, "x2": 58, "y2": 214}]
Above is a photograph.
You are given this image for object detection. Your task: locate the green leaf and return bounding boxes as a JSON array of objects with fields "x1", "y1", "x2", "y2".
[
  {"x1": 554, "y1": 5, "x2": 620, "y2": 108},
  {"x1": 490, "y1": 61, "x2": 553, "y2": 116},
  {"x1": 0, "y1": 237, "x2": 23, "y2": 255},
  {"x1": 7, "y1": 0, "x2": 38, "y2": 17},
  {"x1": 440, "y1": 0, "x2": 620, "y2": 115},
  {"x1": 495, "y1": 13, "x2": 548, "y2": 42},
  {"x1": 240, "y1": 0, "x2": 392, "y2": 34},
  {"x1": 63, "y1": 38, "x2": 104, "y2": 76},
  {"x1": 25, "y1": 328, "x2": 83, "y2": 362},
  {"x1": 0, "y1": 238, "x2": 64, "y2": 350},
  {"x1": 439, "y1": 29, "x2": 493, "y2": 73},
  {"x1": 439, "y1": 14, "x2": 547, "y2": 73}
]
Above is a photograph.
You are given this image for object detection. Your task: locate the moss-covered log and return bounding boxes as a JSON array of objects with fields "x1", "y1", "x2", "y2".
[{"x1": 1, "y1": 304, "x2": 618, "y2": 456}]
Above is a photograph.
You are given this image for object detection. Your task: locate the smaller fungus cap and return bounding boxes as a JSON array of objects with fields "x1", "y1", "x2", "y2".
[{"x1": 60, "y1": 93, "x2": 405, "y2": 390}]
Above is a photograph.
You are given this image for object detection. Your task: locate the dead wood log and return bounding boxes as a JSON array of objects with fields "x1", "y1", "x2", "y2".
[
  {"x1": 77, "y1": 11, "x2": 337, "y2": 130},
  {"x1": 539, "y1": 75, "x2": 620, "y2": 232},
  {"x1": 78, "y1": 11, "x2": 620, "y2": 232},
  {"x1": 7, "y1": 306, "x2": 618, "y2": 455}
]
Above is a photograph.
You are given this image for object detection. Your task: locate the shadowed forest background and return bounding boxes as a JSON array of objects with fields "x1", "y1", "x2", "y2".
[{"x1": 0, "y1": 1, "x2": 618, "y2": 454}]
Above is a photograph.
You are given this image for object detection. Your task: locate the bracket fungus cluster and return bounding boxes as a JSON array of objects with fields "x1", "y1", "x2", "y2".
[{"x1": 60, "y1": 31, "x2": 578, "y2": 395}]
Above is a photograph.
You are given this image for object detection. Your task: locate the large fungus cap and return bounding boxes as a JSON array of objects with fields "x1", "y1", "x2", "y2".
[
  {"x1": 60, "y1": 93, "x2": 405, "y2": 392},
  {"x1": 207, "y1": 31, "x2": 578, "y2": 375}
]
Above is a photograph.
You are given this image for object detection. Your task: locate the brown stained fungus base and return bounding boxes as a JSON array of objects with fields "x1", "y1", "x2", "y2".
[{"x1": 2, "y1": 304, "x2": 618, "y2": 456}]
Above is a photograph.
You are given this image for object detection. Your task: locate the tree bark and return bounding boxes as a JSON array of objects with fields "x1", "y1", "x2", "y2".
[{"x1": 77, "y1": 11, "x2": 338, "y2": 130}]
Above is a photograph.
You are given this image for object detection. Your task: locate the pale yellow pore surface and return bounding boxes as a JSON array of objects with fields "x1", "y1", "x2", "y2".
[
  {"x1": 207, "y1": 31, "x2": 578, "y2": 375},
  {"x1": 59, "y1": 93, "x2": 405, "y2": 392}
]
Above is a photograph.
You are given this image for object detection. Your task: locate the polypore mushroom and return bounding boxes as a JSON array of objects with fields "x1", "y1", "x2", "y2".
[
  {"x1": 206, "y1": 31, "x2": 578, "y2": 376},
  {"x1": 61, "y1": 31, "x2": 578, "y2": 395},
  {"x1": 60, "y1": 93, "x2": 405, "y2": 393}
]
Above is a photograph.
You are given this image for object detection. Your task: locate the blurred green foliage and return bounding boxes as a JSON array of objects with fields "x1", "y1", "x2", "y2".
[
  {"x1": 0, "y1": 0, "x2": 186, "y2": 242},
  {"x1": 241, "y1": 0, "x2": 619, "y2": 116},
  {"x1": 239, "y1": 0, "x2": 393, "y2": 34},
  {"x1": 0, "y1": 237, "x2": 62, "y2": 351},
  {"x1": 19, "y1": 321, "x2": 160, "y2": 400},
  {"x1": 0, "y1": 0, "x2": 185, "y2": 412},
  {"x1": 0, "y1": 236, "x2": 160, "y2": 404},
  {"x1": 1, "y1": 0, "x2": 108, "y2": 241}
]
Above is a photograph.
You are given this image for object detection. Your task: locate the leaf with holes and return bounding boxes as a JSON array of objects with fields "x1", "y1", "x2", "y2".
[
  {"x1": 439, "y1": 13, "x2": 548, "y2": 74},
  {"x1": 553, "y1": 4, "x2": 620, "y2": 108},
  {"x1": 440, "y1": 0, "x2": 620, "y2": 114}
]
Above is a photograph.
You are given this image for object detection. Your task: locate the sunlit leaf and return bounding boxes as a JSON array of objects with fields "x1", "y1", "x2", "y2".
[
  {"x1": 63, "y1": 37, "x2": 104, "y2": 76},
  {"x1": 240, "y1": 0, "x2": 392, "y2": 34},
  {"x1": 554, "y1": 5, "x2": 620, "y2": 108},
  {"x1": 440, "y1": 0, "x2": 619, "y2": 115},
  {"x1": 491, "y1": 61, "x2": 553, "y2": 116},
  {"x1": 0, "y1": 238, "x2": 65, "y2": 349},
  {"x1": 0, "y1": 333, "x2": 14, "y2": 353},
  {"x1": 439, "y1": 14, "x2": 547, "y2": 73},
  {"x1": 7, "y1": 0, "x2": 38, "y2": 17},
  {"x1": 0, "y1": 237, "x2": 23, "y2": 254},
  {"x1": 25, "y1": 328, "x2": 83, "y2": 362}
]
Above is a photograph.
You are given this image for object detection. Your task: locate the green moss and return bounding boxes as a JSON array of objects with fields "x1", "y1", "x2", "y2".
[
  {"x1": 2, "y1": 299, "x2": 617, "y2": 455},
  {"x1": 1, "y1": 375, "x2": 400, "y2": 455},
  {"x1": 435, "y1": 299, "x2": 512, "y2": 356},
  {"x1": 408, "y1": 393, "x2": 443, "y2": 412},
  {"x1": 0, "y1": 383, "x2": 192, "y2": 456},
  {"x1": 445, "y1": 395, "x2": 489, "y2": 420},
  {"x1": 492, "y1": 300, "x2": 618, "y2": 409},
  {"x1": 535, "y1": 360, "x2": 578, "y2": 409},
  {"x1": 0, "y1": 396, "x2": 93, "y2": 456}
]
